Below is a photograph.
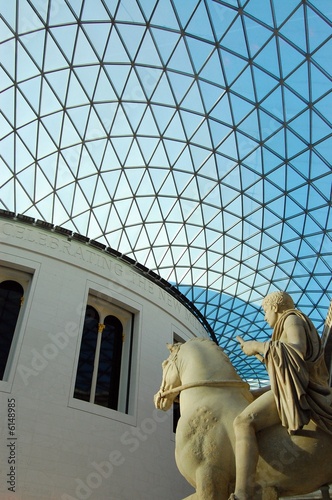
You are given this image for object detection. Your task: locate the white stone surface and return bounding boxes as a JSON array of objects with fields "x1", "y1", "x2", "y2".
[{"x1": 0, "y1": 219, "x2": 208, "y2": 499}]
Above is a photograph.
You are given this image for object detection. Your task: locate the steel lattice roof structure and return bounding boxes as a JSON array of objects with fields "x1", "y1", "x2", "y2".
[{"x1": 0, "y1": 0, "x2": 331, "y2": 384}]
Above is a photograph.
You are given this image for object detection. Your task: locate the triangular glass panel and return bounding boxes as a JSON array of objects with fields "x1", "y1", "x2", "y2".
[
  {"x1": 208, "y1": 2, "x2": 238, "y2": 41},
  {"x1": 172, "y1": 170, "x2": 193, "y2": 196},
  {"x1": 219, "y1": 48, "x2": 248, "y2": 85},
  {"x1": 110, "y1": 137, "x2": 133, "y2": 164},
  {"x1": 43, "y1": 33, "x2": 69, "y2": 72},
  {"x1": 37, "y1": 122, "x2": 56, "y2": 158},
  {"x1": 311, "y1": 38, "x2": 331, "y2": 77},
  {"x1": 221, "y1": 15, "x2": 249, "y2": 58},
  {"x1": 55, "y1": 183, "x2": 75, "y2": 213},
  {"x1": 83, "y1": 22, "x2": 110, "y2": 59},
  {"x1": 311, "y1": 109, "x2": 332, "y2": 144},
  {"x1": 279, "y1": 38, "x2": 305, "y2": 78},
  {"x1": 313, "y1": 135, "x2": 331, "y2": 163},
  {"x1": 279, "y1": 5, "x2": 306, "y2": 51},
  {"x1": 168, "y1": 37, "x2": 193, "y2": 73},
  {"x1": 232, "y1": 67, "x2": 256, "y2": 102},
  {"x1": 147, "y1": 167, "x2": 169, "y2": 194},
  {"x1": 77, "y1": 146, "x2": 99, "y2": 178},
  {"x1": 99, "y1": 170, "x2": 121, "y2": 196},
  {"x1": 209, "y1": 120, "x2": 232, "y2": 149},
  {"x1": 151, "y1": 0, "x2": 180, "y2": 31},
  {"x1": 199, "y1": 81, "x2": 224, "y2": 114},
  {"x1": 115, "y1": 0, "x2": 145, "y2": 23},
  {"x1": 135, "y1": 29, "x2": 163, "y2": 67},
  {"x1": 162, "y1": 138, "x2": 186, "y2": 165},
  {"x1": 242, "y1": 16, "x2": 273, "y2": 58},
  {"x1": 306, "y1": 5, "x2": 332, "y2": 52},
  {"x1": 50, "y1": 25, "x2": 77, "y2": 62},
  {"x1": 67, "y1": 105, "x2": 90, "y2": 138},
  {"x1": 60, "y1": 113, "x2": 82, "y2": 147},
  {"x1": 217, "y1": 131, "x2": 238, "y2": 161},
  {"x1": 16, "y1": 90, "x2": 37, "y2": 129},
  {"x1": 273, "y1": 0, "x2": 300, "y2": 28},
  {"x1": 136, "y1": 67, "x2": 162, "y2": 100},
  {"x1": 264, "y1": 128, "x2": 286, "y2": 158},
  {"x1": 150, "y1": 27, "x2": 180, "y2": 65},
  {"x1": 254, "y1": 37, "x2": 281, "y2": 79},
  {"x1": 252, "y1": 65, "x2": 278, "y2": 102},
  {"x1": 125, "y1": 139, "x2": 145, "y2": 167},
  {"x1": 245, "y1": 0, "x2": 274, "y2": 27},
  {"x1": 286, "y1": 163, "x2": 306, "y2": 190},
  {"x1": 186, "y1": 37, "x2": 214, "y2": 74},
  {"x1": 189, "y1": 144, "x2": 210, "y2": 171},
  {"x1": 1, "y1": 2, "x2": 16, "y2": 31},
  {"x1": 288, "y1": 185, "x2": 309, "y2": 211},
  {"x1": 199, "y1": 48, "x2": 226, "y2": 86},
  {"x1": 17, "y1": 41, "x2": 40, "y2": 81},
  {"x1": 237, "y1": 112, "x2": 260, "y2": 143},
  {"x1": 100, "y1": 142, "x2": 121, "y2": 171},
  {"x1": 185, "y1": 1, "x2": 214, "y2": 41},
  {"x1": 191, "y1": 120, "x2": 213, "y2": 149},
  {"x1": 45, "y1": 68, "x2": 70, "y2": 106},
  {"x1": 93, "y1": 69, "x2": 118, "y2": 102},
  {"x1": 104, "y1": 28, "x2": 130, "y2": 64},
  {"x1": 75, "y1": 65, "x2": 100, "y2": 100},
  {"x1": 179, "y1": 110, "x2": 203, "y2": 141},
  {"x1": 81, "y1": 0, "x2": 109, "y2": 21},
  {"x1": 288, "y1": 109, "x2": 310, "y2": 144},
  {"x1": 166, "y1": 71, "x2": 194, "y2": 105},
  {"x1": 285, "y1": 128, "x2": 307, "y2": 158},
  {"x1": 17, "y1": 76, "x2": 41, "y2": 114},
  {"x1": 210, "y1": 94, "x2": 233, "y2": 125},
  {"x1": 111, "y1": 105, "x2": 133, "y2": 136},
  {"x1": 137, "y1": 136, "x2": 158, "y2": 164},
  {"x1": 164, "y1": 112, "x2": 186, "y2": 141},
  {"x1": 181, "y1": 82, "x2": 205, "y2": 114},
  {"x1": 151, "y1": 72, "x2": 176, "y2": 106},
  {"x1": 104, "y1": 64, "x2": 131, "y2": 97},
  {"x1": 19, "y1": 30, "x2": 46, "y2": 69},
  {"x1": 149, "y1": 142, "x2": 169, "y2": 167},
  {"x1": 66, "y1": 73, "x2": 89, "y2": 108},
  {"x1": 137, "y1": 107, "x2": 160, "y2": 137}
]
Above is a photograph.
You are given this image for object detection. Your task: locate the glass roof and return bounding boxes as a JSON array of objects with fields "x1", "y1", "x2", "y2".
[{"x1": 1, "y1": 0, "x2": 331, "y2": 384}]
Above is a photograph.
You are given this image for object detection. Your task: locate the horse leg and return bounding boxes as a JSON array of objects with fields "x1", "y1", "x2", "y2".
[{"x1": 195, "y1": 463, "x2": 230, "y2": 500}]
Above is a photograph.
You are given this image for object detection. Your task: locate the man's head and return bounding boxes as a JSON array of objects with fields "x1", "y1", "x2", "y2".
[{"x1": 262, "y1": 291, "x2": 295, "y2": 313}]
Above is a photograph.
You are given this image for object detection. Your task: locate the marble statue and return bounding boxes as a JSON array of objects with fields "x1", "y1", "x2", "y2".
[{"x1": 154, "y1": 292, "x2": 332, "y2": 500}]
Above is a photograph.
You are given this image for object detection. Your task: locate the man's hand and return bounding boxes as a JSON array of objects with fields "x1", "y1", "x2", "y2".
[{"x1": 236, "y1": 336, "x2": 265, "y2": 362}]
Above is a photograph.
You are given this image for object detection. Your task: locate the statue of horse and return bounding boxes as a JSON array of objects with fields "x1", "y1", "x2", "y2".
[{"x1": 154, "y1": 338, "x2": 332, "y2": 500}]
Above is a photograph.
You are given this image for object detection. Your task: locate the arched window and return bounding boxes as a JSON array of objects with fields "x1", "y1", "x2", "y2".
[
  {"x1": 0, "y1": 280, "x2": 24, "y2": 379},
  {"x1": 74, "y1": 306, "x2": 99, "y2": 402},
  {"x1": 74, "y1": 299, "x2": 131, "y2": 413},
  {"x1": 95, "y1": 315, "x2": 123, "y2": 409}
]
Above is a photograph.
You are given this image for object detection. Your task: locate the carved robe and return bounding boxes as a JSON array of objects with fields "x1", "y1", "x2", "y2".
[{"x1": 264, "y1": 309, "x2": 332, "y2": 434}]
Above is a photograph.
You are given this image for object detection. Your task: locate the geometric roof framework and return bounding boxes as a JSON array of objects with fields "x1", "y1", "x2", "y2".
[{"x1": 0, "y1": 0, "x2": 331, "y2": 384}]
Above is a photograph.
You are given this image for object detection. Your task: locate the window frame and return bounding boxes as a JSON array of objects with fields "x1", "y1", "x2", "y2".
[
  {"x1": 0, "y1": 260, "x2": 37, "y2": 391},
  {"x1": 69, "y1": 284, "x2": 141, "y2": 425}
]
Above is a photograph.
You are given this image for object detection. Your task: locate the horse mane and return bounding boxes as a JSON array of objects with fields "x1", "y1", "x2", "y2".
[{"x1": 180, "y1": 337, "x2": 244, "y2": 381}]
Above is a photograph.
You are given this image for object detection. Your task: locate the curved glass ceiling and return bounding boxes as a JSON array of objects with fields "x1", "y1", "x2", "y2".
[{"x1": 1, "y1": 0, "x2": 331, "y2": 384}]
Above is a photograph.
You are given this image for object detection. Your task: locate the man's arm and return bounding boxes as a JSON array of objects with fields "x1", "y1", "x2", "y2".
[{"x1": 282, "y1": 315, "x2": 307, "y2": 357}]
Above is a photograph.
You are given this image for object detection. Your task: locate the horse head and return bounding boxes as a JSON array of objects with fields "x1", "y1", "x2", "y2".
[{"x1": 154, "y1": 342, "x2": 182, "y2": 411}]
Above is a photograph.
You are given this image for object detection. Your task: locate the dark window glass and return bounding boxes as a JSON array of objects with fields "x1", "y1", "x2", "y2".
[
  {"x1": 0, "y1": 280, "x2": 23, "y2": 379},
  {"x1": 74, "y1": 306, "x2": 99, "y2": 402},
  {"x1": 95, "y1": 315, "x2": 123, "y2": 409}
]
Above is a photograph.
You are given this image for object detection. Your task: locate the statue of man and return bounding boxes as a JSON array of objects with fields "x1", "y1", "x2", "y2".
[{"x1": 231, "y1": 291, "x2": 332, "y2": 500}]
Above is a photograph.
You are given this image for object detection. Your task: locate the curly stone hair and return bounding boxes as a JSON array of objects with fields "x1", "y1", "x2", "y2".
[{"x1": 262, "y1": 291, "x2": 295, "y2": 311}]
